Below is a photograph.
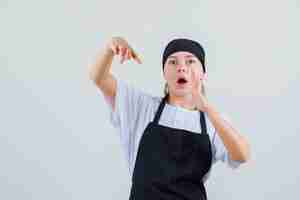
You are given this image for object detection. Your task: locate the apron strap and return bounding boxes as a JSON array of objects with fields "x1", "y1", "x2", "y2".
[
  {"x1": 200, "y1": 111, "x2": 207, "y2": 134},
  {"x1": 153, "y1": 94, "x2": 168, "y2": 124}
]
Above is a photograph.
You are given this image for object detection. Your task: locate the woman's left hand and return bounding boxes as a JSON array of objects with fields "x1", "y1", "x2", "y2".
[{"x1": 191, "y1": 71, "x2": 210, "y2": 112}]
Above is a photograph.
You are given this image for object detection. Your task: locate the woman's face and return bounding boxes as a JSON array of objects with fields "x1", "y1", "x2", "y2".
[{"x1": 163, "y1": 51, "x2": 206, "y2": 97}]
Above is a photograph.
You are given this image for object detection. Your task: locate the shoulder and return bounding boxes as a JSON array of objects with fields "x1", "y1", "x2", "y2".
[{"x1": 115, "y1": 77, "x2": 163, "y2": 116}]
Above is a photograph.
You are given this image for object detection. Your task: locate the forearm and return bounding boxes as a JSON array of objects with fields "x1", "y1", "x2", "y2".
[
  {"x1": 205, "y1": 104, "x2": 250, "y2": 162},
  {"x1": 89, "y1": 46, "x2": 114, "y2": 83}
]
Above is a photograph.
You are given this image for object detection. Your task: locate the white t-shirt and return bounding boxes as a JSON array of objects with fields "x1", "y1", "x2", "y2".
[{"x1": 104, "y1": 77, "x2": 243, "y2": 183}]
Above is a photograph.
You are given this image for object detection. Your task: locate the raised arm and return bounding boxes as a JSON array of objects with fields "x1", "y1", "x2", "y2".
[{"x1": 88, "y1": 37, "x2": 142, "y2": 110}]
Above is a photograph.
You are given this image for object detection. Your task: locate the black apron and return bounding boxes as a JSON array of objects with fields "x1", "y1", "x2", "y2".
[{"x1": 129, "y1": 95, "x2": 213, "y2": 200}]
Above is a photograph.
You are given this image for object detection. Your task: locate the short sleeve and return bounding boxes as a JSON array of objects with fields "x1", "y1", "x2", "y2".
[
  {"x1": 103, "y1": 77, "x2": 144, "y2": 130},
  {"x1": 211, "y1": 114, "x2": 245, "y2": 169},
  {"x1": 103, "y1": 77, "x2": 149, "y2": 171}
]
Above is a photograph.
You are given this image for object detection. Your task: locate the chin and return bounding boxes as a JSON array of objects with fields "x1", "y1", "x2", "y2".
[{"x1": 172, "y1": 89, "x2": 191, "y2": 97}]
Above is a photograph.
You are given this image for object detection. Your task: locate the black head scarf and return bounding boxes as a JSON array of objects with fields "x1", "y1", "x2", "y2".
[{"x1": 162, "y1": 38, "x2": 206, "y2": 73}]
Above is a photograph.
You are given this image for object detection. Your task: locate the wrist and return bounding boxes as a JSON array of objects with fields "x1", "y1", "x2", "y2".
[{"x1": 202, "y1": 102, "x2": 214, "y2": 113}]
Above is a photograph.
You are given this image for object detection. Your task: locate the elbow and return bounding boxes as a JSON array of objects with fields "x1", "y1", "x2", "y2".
[
  {"x1": 238, "y1": 154, "x2": 250, "y2": 163},
  {"x1": 231, "y1": 155, "x2": 249, "y2": 164},
  {"x1": 237, "y1": 142, "x2": 251, "y2": 163},
  {"x1": 230, "y1": 141, "x2": 251, "y2": 163},
  {"x1": 242, "y1": 139, "x2": 251, "y2": 162},
  {"x1": 237, "y1": 134, "x2": 251, "y2": 163}
]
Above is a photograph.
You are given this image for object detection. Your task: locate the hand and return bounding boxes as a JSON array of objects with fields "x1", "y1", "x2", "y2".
[
  {"x1": 191, "y1": 71, "x2": 210, "y2": 112},
  {"x1": 106, "y1": 37, "x2": 142, "y2": 64}
]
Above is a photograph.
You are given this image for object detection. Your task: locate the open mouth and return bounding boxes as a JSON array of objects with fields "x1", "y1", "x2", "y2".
[{"x1": 176, "y1": 77, "x2": 188, "y2": 85}]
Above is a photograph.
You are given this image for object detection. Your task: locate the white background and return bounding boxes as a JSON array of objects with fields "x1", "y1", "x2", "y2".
[{"x1": 1, "y1": 0, "x2": 299, "y2": 199}]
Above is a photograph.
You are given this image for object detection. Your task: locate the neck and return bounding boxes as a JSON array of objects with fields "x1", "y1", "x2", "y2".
[{"x1": 166, "y1": 93, "x2": 196, "y2": 111}]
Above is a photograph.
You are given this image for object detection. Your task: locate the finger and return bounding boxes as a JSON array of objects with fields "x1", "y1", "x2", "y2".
[
  {"x1": 111, "y1": 45, "x2": 117, "y2": 55},
  {"x1": 125, "y1": 48, "x2": 130, "y2": 62},
  {"x1": 192, "y1": 71, "x2": 200, "y2": 90},
  {"x1": 128, "y1": 50, "x2": 132, "y2": 60},
  {"x1": 131, "y1": 50, "x2": 142, "y2": 64},
  {"x1": 116, "y1": 45, "x2": 120, "y2": 55},
  {"x1": 120, "y1": 47, "x2": 127, "y2": 64},
  {"x1": 122, "y1": 47, "x2": 127, "y2": 57}
]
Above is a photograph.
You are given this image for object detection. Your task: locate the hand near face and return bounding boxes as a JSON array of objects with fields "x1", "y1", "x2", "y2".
[{"x1": 191, "y1": 71, "x2": 210, "y2": 112}]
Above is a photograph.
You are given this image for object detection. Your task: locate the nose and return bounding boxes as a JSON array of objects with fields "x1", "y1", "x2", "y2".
[{"x1": 176, "y1": 63, "x2": 187, "y2": 73}]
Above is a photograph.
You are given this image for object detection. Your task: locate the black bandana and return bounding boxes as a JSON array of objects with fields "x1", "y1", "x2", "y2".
[{"x1": 162, "y1": 38, "x2": 206, "y2": 73}]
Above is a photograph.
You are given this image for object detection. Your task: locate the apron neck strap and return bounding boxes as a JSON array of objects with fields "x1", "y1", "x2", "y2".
[
  {"x1": 153, "y1": 94, "x2": 168, "y2": 124},
  {"x1": 200, "y1": 111, "x2": 207, "y2": 134}
]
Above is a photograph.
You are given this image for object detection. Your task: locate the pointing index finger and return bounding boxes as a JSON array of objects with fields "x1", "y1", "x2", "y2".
[{"x1": 131, "y1": 50, "x2": 142, "y2": 64}]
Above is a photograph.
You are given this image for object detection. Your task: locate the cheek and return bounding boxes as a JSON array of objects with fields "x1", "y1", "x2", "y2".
[{"x1": 164, "y1": 67, "x2": 176, "y2": 80}]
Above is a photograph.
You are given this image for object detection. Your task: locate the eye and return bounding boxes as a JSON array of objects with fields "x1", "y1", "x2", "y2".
[
  {"x1": 168, "y1": 59, "x2": 177, "y2": 65},
  {"x1": 187, "y1": 59, "x2": 196, "y2": 64}
]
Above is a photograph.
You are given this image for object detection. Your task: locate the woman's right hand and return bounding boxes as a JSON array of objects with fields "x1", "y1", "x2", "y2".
[{"x1": 106, "y1": 37, "x2": 142, "y2": 64}]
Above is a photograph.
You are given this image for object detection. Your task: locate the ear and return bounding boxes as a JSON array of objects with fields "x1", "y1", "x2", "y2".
[
  {"x1": 162, "y1": 68, "x2": 167, "y2": 80},
  {"x1": 200, "y1": 72, "x2": 208, "y2": 81}
]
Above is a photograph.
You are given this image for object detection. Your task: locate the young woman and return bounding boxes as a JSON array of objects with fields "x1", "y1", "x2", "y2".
[{"x1": 89, "y1": 36, "x2": 250, "y2": 200}]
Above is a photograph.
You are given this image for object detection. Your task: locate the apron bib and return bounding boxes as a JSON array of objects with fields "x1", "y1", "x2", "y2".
[{"x1": 129, "y1": 95, "x2": 212, "y2": 200}]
